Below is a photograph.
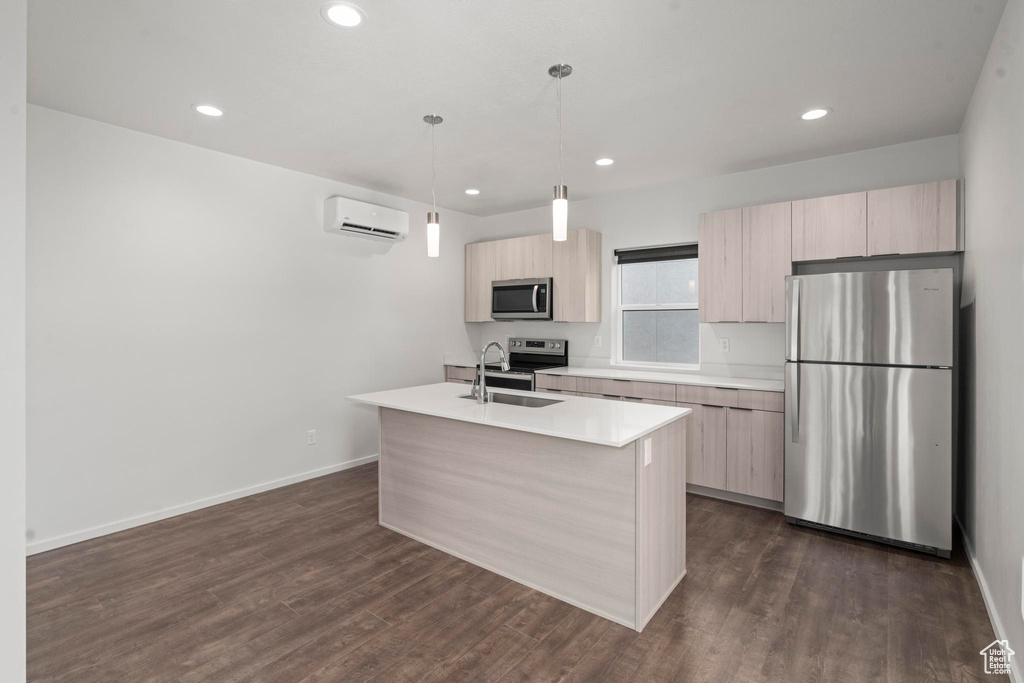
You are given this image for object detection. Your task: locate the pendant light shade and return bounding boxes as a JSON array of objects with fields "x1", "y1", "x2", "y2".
[
  {"x1": 549, "y1": 64, "x2": 572, "y2": 242},
  {"x1": 552, "y1": 185, "x2": 568, "y2": 242},
  {"x1": 426, "y1": 211, "x2": 440, "y2": 258},
  {"x1": 423, "y1": 114, "x2": 443, "y2": 258}
]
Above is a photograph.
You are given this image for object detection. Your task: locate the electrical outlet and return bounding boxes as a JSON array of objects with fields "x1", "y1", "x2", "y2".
[
  {"x1": 719, "y1": 338, "x2": 730, "y2": 353},
  {"x1": 643, "y1": 437, "x2": 652, "y2": 466},
  {"x1": 594, "y1": 335, "x2": 602, "y2": 348},
  {"x1": 306, "y1": 430, "x2": 317, "y2": 446}
]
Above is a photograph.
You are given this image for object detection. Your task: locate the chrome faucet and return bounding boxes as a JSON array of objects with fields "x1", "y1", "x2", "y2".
[{"x1": 474, "y1": 340, "x2": 510, "y2": 404}]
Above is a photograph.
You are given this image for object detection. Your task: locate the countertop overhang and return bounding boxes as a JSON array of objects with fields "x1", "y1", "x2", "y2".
[{"x1": 348, "y1": 382, "x2": 690, "y2": 448}]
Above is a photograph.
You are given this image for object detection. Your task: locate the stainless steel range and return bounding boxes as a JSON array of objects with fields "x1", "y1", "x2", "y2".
[{"x1": 479, "y1": 337, "x2": 569, "y2": 392}]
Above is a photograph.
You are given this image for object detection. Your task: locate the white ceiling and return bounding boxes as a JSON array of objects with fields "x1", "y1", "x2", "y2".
[{"x1": 28, "y1": 0, "x2": 1004, "y2": 216}]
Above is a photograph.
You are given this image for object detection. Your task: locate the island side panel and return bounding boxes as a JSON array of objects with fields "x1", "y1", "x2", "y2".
[
  {"x1": 379, "y1": 408, "x2": 637, "y2": 628},
  {"x1": 636, "y1": 416, "x2": 688, "y2": 631}
]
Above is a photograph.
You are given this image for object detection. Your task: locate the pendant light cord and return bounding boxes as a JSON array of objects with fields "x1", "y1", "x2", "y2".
[
  {"x1": 430, "y1": 121, "x2": 437, "y2": 213},
  {"x1": 557, "y1": 72, "x2": 563, "y2": 186}
]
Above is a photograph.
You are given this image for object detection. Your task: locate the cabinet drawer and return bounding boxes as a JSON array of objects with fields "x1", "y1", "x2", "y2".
[
  {"x1": 735, "y1": 390, "x2": 784, "y2": 412},
  {"x1": 535, "y1": 374, "x2": 578, "y2": 392},
  {"x1": 576, "y1": 377, "x2": 675, "y2": 401},
  {"x1": 674, "y1": 384, "x2": 740, "y2": 407},
  {"x1": 623, "y1": 397, "x2": 676, "y2": 407},
  {"x1": 577, "y1": 391, "x2": 623, "y2": 401},
  {"x1": 537, "y1": 388, "x2": 578, "y2": 397},
  {"x1": 446, "y1": 366, "x2": 477, "y2": 382}
]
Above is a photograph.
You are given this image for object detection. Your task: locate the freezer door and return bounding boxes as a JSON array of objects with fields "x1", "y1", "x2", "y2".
[
  {"x1": 785, "y1": 269, "x2": 953, "y2": 366},
  {"x1": 785, "y1": 362, "x2": 952, "y2": 551}
]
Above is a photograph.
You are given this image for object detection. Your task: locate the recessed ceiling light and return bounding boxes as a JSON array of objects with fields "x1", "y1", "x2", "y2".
[
  {"x1": 464, "y1": 189, "x2": 480, "y2": 196},
  {"x1": 193, "y1": 104, "x2": 223, "y2": 117},
  {"x1": 321, "y1": 2, "x2": 365, "y2": 28},
  {"x1": 595, "y1": 158, "x2": 615, "y2": 166},
  {"x1": 801, "y1": 108, "x2": 830, "y2": 120}
]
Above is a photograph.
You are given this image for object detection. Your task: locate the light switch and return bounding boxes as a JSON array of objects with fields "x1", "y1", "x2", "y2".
[{"x1": 643, "y1": 437, "x2": 652, "y2": 466}]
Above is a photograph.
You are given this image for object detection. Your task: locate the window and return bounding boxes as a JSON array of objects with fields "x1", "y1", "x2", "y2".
[{"x1": 614, "y1": 244, "x2": 699, "y2": 368}]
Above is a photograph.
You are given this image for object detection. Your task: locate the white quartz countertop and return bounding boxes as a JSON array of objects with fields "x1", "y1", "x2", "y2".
[
  {"x1": 536, "y1": 366, "x2": 784, "y2": 392},
  {"x1": 348, "y1": 382, "x2": 691, "y2": 448}
]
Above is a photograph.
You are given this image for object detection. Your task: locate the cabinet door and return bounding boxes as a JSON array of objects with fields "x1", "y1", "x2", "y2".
[
  {"x1": 698, "y1": 209, "x2": 743, "y2": 322},
  {"x1": 464, "y1": 241, "x2": 496, "y2": 322},
  {"x1": 681, "y1": 403, "x2": 727, "y2": 490},
  {"x1": 725, "y1": 408, "x2": 784, "y2": 502},
  {"x1": 553, "y1": 229, "x2": 602, "y2": 322},
  {"x1": 742, "y1": 202, "x2": 792, "y2": 322},
  {"x1": 791, "y1": 192, "x2": 866, "y2": 261},
  {"x1": 867, "y1": 180, "x2": 958, "y2": 256},
  {"x1": 523, "y1": 234, "x2": 554, "y2": 278},
  {"x1": 494, "y1": 238, "x2": 524, "y2": 281}
]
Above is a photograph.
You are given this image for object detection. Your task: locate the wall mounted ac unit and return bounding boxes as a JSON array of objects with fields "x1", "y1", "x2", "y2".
[{"x1": 324, "y1": 196, "x2": 409, "y2": 242}]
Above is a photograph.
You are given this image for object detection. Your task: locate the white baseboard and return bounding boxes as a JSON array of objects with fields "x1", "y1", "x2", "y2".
[
  {"x1": 956, "y1": 515, "x2": 1021, "y2": 683},
  {"x1": 26, "y1": 454, "x2": 379, "y2": 556}
]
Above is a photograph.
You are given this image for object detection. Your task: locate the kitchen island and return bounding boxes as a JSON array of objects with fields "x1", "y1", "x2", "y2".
[{"x1": 348, "y1": 382, "x2": 690, "y2": 631}]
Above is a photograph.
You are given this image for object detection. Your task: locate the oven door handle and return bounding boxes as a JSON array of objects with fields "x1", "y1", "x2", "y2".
[
  {"x1": 483, "y1": 371, "x2": 530, "y2": 379},
  {"x1": 532, "y1": 285, "x2": 539, "y2": 312}
]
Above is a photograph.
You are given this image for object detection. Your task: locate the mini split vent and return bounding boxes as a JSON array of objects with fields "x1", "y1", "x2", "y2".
[{"x1": 324, "y1": 196, "x2": 409, "y2": 243}]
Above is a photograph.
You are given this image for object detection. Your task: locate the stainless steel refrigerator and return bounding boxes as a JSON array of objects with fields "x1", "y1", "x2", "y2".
[{"x1": 784, "y1": 268, "x2": 954, "y2": 556}]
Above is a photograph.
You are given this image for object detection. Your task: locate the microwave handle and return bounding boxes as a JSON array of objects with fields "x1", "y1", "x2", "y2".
[{"x1": 532, "y1": 285, "x2": 539, "y2": 312}]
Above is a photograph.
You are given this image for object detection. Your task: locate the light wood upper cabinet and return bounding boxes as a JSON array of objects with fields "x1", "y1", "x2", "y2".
[
  {"x1": 465, "y1": 230, "x2": 599, "y2": 323},
  {"x1": 464, "y1": 240, "x2": 496, "y2": 322},
  {"x1": 791, "y1": 191, "x2": 867, "y2": 262},
  {"x1": 742, "y1": 201, "x2": 792, "y2": 323},
  {"x1": 523, "y1": 233, "x2": 554, "y2": 278},
  {"x1": 553, "y1": 229, "x2": 602, "y2": 323},
  {"x1": 725, "y1": 408, "x2": 784, "y2": 502},
  {"x1": 867, "y1": 180, "x2": 959, "y2": 256},
  {"x1": 698, "y1": 208, "x2": 743, "y2": 322}
]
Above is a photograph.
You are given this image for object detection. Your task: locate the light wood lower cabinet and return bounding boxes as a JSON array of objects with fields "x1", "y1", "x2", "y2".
[
  {"x1": 537, "y1": 388, "x2": 579, "y2": 397},
  {"x1": 578, "y1": 391, "x2": 622, "y2": 401},
  {"x1": 725, "y1": 408, "x2": 784, "y2": 502},
  {"x1": 679, "y1": 403, "x2": 728, "y2": 490},
  {"x1": 576, "y1": 377, "x2": 676, "y2": 402},
  {"x1": 535, "y1": 374, "x2": 578, "y2": 392},
  {"x1": 445, "y1": 365, "x2": 478, "y2": 382}
]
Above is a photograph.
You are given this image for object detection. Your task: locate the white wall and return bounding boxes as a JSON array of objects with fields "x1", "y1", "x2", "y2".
[
  {"x1": 0, "y1": 0, "x2": 27, "y2": 676},
  {"x1": 958, "y1": 0, "x2": 1024, "y2": 678},
  {"x1": 26, "y1": 106, "x2": 480, "y2": 552},
  {"x1": 471, "y1": 135, "x2": 961, "y2": 377}
]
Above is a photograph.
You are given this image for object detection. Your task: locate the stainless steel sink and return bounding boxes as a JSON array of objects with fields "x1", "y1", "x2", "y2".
[{"x1": 459, "y1": 393, "x2": 562, "y2": 408}]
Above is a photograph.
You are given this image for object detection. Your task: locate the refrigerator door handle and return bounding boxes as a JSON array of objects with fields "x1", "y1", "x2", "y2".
[
  {"x1": 788, "y1": 362, "x2": 800, "y2": 443},
  {"x1": 787, "y1": 278, "x2": 800, "y2": 361}
]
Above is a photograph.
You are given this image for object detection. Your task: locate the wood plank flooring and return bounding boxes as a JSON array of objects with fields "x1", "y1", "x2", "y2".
[{"x1": 27, "y1": 463, "x2": 1003, "y2": 682}]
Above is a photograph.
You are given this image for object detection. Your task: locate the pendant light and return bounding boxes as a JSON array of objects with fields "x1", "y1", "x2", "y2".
[
  {"x1": 424, "y1": 114, "x2": 443, "y2": 258},
  {"x1": 549, "y1": 64, "x2": 572, "y2": 242}
]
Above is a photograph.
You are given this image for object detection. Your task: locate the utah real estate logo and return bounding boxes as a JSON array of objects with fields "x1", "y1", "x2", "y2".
[{"x1": 979, "y1": 639, "x2": 1015, "y2": 675}]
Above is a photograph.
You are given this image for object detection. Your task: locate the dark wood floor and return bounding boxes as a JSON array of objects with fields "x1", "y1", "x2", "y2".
[{"x1": 27, "y1": 462, "x2": 1002, "y2": 682}]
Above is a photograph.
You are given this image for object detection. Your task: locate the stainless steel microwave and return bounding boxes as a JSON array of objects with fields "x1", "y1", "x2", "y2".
[{"x1": 491, "y1": 278, "x2": 553, "y2": 320}]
